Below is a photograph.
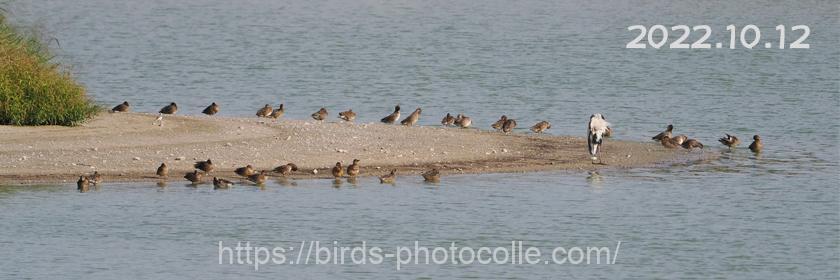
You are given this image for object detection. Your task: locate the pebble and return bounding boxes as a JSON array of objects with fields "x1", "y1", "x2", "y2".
[
  {"x1": 502, "y1": 149, "x2": 509, "y2": 153},
  {"x1": 175, "y1": 156, "x2": 185, "y2": 161},
  {"x1": 312, "y1": 169, "x2": 318, "y2": 174},
  {"x1": 224, "y1": 143, "x2": 233, "y2": 147},
  {"x1": 133, "y1": 157, "x2": 141, "y2": 161}
]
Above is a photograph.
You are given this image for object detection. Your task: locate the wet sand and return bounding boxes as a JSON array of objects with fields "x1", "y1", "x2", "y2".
[{"x1": 0, "y1": 113, "x2": 707, "y2": 185}]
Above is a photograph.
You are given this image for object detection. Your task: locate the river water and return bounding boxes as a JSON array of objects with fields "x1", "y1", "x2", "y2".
[{"x1": 2, "y1": 0, "x2": 838, "y2": 278}]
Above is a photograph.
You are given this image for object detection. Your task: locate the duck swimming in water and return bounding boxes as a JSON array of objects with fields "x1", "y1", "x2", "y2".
[
  {"x1": 346, "y1": 159, "x2": 361, "y2": 177},
  {"x1": 273, "y1": 163, "x2": 299, "y2": 176},
  {"x1": 718, "y1": 134, "x2": 741, "y2": 149},
  {"x1": 184, "y1": 170, "x2": 202, "y2": 184},
  {"x1": 89, "y1": 171, "x2": 102, "y2": 185},
  {"x1": 235, "y1": 165, "x2": 255, "y2": 177},
  {"x1": 111, "y1": 101, "x2": 130, "y2": 113},
  {"x1": 311, "y1": 108, "x2": 328, "y2": 121},
  {"x1": 338, "y1": 109, "x2": 357, "y2": 122},
  {"x1": 381, "y1": 105, "x2": 401, "y2": 124},
  {"x1": 247, "y1": 170, "x2": 268, "y2": 185},
  {"x1": 530, "y1": 121, "x2": 551, "y2": 133},
  {"x1": 213, "y1": 177, "x2": 234, "y2": 189},
  {"x1": 159, "y1": 102, "x2": 178, "y2": 115},
  {"x1": 422, "y1": 168, "x2": 440, "y2": 182},
  {"x1": 331, "y1": 162, "x2": 345, "y2": 178},
  {"x1": 652, "y1": 124, "x2": 673, "y2": 141},
  {"x1": 749, "y1": 135, "x2": 763, "y2": 153},
  {"x1": 256, "y1": 104, "x2": 272, "y2": 117},
  {"x1": 156, "y1": 163, "x2": 168, "y2": 177},
  {"x1": 202, "y1": 102, "x2": 219, "y2": 115},
  {"x1": 400, "y1": 108, "x2": 422, "y2": 126},
  {"x1": 379, "y1": 169, "x2": 396, "y2": 184},
  {"x1": 77, "y1": 176, "x2": 90, "y2": 192},
  {"x1": 491, "y1": 115, "x2": 507, "y2": 131}
]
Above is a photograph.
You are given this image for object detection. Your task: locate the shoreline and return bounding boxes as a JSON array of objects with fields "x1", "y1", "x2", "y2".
[{"x1": 0, "y1": 113, "x2": 709, "y2": 185}]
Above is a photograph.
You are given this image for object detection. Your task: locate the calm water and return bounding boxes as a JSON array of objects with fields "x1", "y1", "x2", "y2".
[{"x1": 2, "y1": 0, "x2": 838, "y2": 278}]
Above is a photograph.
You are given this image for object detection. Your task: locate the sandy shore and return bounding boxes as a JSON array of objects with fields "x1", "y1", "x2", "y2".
[{"x1": 0, "y1": 113, "x2": 707, "y2": 185}]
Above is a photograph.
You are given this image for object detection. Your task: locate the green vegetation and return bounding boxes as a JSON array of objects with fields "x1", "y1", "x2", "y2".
[{"x1": 0, "y1": 11, "x2": 99, "y2": 126}]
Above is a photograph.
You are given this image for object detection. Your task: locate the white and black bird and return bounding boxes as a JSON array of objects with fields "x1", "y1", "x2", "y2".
[{"x1": 587, "y1": 113, "x2": 611, "y2": 164}]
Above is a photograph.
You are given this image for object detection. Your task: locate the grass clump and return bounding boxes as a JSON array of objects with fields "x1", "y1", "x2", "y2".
[{"x1": 0, "y1": 11, "x2": 99, "y2": 126}]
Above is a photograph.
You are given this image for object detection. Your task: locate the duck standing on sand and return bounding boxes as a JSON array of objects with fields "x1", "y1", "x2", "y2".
[
  {"x1": 381, "y1": 105, "x2": 401, "y2": 124},
  {"x1": 652, "y1": 124, "x2": 673, "y2": 141},
  {"x1": 422, "y1": 168, "x2": 440, "y2": 182},
  {"x1": 400, "y1": 108, "x2": 422, "y2": 126},
  {"x1": 502, "y1": 118, "x2": 517, "y2": 133},
  {"x1": 111, "y1": 101, "x2": 130, "y2": 113},
  {"x1": 682, "y1": 139, "x2": 704, "y2": 150},
  {"x1": 311, "y1": 108, "x2": 328, "y2": 121},
  {"x1": 338, "y1": 109, "x2": 357, "y2": 122},
  {"x1": 160, "y1": 102, "x2": 178, "y2": 115},
  {"x1": 202, "y1": 102, "x2": 220, "y2": 115},
  {"x1": 719, "y1": 134, "x2": 741, "y2": 149},
  {"x1": 77, "y1": 176, "x2": 90, "y2": 192},
  {"x1": 194, "y1": 159, "x2": 214, "y2": 174},
  {"x1": 273, "y1": 163, "x2": 299, "y2": 176},
  {"x1": 749, "y1": 135, "x2": 763, "y2": 153},
  {"x1": 659, "y1": 135, "x2": 681, "y2": 149},
  {"x1": 441, "y1": 113, "x2": 455, "y2": 127},
  {"x1": 213, "y1": 177, "x2": 234, "y2": 189},
  {"x1": 588, "y1": 114, "x2": 610, "y2": 163},
  {"x1": 455, "y1": 114, "x2": 472, "y2": 128},
  {"x1": 331, "y1": 162, "x2": 345, "y2": 178},
  {"x1": 256, "y1": 104, "x2": 273, "y2": 117},
  {"x1": 270, "y1": 104, "x2": 285, "y2": 119},
  {"x1": 247, "y1": 170, "x2": 268, "y2": 185},
  {"x1": 491, "y1": 115, "x2": 507, "y2": 131},
  {"x1": 346, "y1": 159, "x2": 361, "y2": 177},
  {"x1": 379, "y1": 169, "x2": 396, "y2": 184},
  {"x1": 235, "y1": 165, "x2": 255, "y2": 177},
  {"x1": 156, "y1": 163, "x2": 168, "y2": 177},
  {"x1": 184, "y1": 170, "x2": 202, "y2": 184},
  {"x1": 530, "y1": 121, "x2": 551, "y2": 133},
  {"x1": 672, "y1": 135, "x2": 688, "y2": 145}
]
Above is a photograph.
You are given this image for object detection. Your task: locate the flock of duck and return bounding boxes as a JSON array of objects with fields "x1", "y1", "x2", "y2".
[{"x1": 74, "y1": 101, "x2": 764, "y2": 192}]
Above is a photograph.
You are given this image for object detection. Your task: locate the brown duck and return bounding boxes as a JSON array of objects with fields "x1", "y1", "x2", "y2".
[
  {"x1": 331, "y1": 162, "x2": 345, "y2": 178},
  {"x1": 273, "y1": 163, "x2": 299, "y2": 176},
  {"x1": 213, "y1": 177, "x2": 234, "y2": 189},
  {"x1": 379, "y1": 169, "x2": 396, "y2": 184},
  {"x1": 111, "y1": 101, "x2": 130, "y2": 113},
  {"x1": 184, "y1": 170, "x2": 202, "y2": 183},
  {"x1": 660, "y1": 135, "x2": 681, "y2": 149},
  {"x1": 256, "y1": 104, "x2": 273, "y2": 117},
  {"x1": 682, "y1": 139, "x2": 704, "y2": 150},
  {"x1": 194, "y1": 159, "x2": 214, "y2": 173},
  {"x1": 311, "y1": 108, "x2": 328, "y2": 121},
  {"x1": 491, "y1": 115, "x2": 507, "y2": 131},
  {"x1": 346, "y1": 159, "x2": 361, "y2": 177},
  {"x1": 718, "y1": 134, "x2": 741, "y2": 149},
  {"x1": 89, "y1": 171, "x2": 102, "y2": 185},
  {"x1": 441, "y1": 113, "x2": 455, "y2": 127},
  {"x1": 502, "y1": 119, "x2": 517, "y2": 133},
  {"x1": 159, "y1": 102, "x2": 178, "y2": 114},
  {"x1": 77, "y1": 176, "x2": 90, "y2": 192},
  {"x1": 749, "y1": 135, "x2": 763, "y2": 153},
  {"x1": 247, "y1": 170, "x2": 268, "y2": 185},
  {"x1": 338, "y1": 109, "x2": 357, "y2": 122},
  {"x1": 400, "y1": 108, "x2": 422, "y2": 126},
  {"x1": 235, "y1": 165, "x2": 255, "y2": 177},
  {"x1": 381, "y1": 105, "x2": 401, "y2": 124},
  {"x1": 672, "y1": 135, "x2": 688, "y2": 145},
  {"x1": 202, "y1": 102, "x2": 219, "y2": 115},
  {"x1": 455, "y1": 114, "x2": 472, "y2": 128},
  {"x1": 652, "y1": 124, "x2": 673, "y2": 141},
  {"x1": 269, "y1": 104, "x2": 284, "y2": 119},
  {"x1": 422, "y1": 168, "x2": 440, "y2": 182},
  {"x1": 156, "y1": 163, "x2": 168, "y2": 177},
  {"x1": 530, "y1": 121, "x2": 551, "y2": 133}
]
